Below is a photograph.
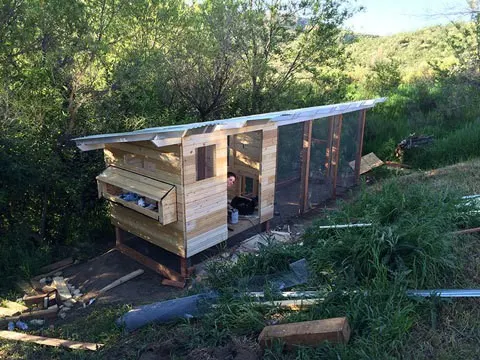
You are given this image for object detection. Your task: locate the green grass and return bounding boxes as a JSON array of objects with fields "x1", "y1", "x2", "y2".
[{"x1": 2, "y1": 160, "x2": 480, "y2": 359}]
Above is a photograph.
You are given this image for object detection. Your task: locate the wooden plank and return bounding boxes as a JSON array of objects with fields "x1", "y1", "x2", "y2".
[
  {"x1": 116, "y1": 243, "x2": 184, "y2": 282},
  {"x1": 259, "y1": 298, "x2": 319, "y2": 310},
  {"x1": 1, "y1": 301, "x2": 28, "y2": 314},
  {"x1": 324, "y1": 116, "x2": 334, "y2": 177},
  {"x1": 258, "y1": 126, "x2": 277, "y2": 224},
  {"x1": 52, "y1": 277, "x2": 72, "y2": 301},
  {"x1": 98, "y1": 269, "x2": 144, "y2": 294},
  {"x1": 349, "y1": 152, "x2": 384, "y2": 175},
  {"x1": 0, "y1": 307, "x2": 19, "y2": 317},
  {"x1": 331, "y1": 115, "x2": 343, "y2": 199},
  {"x1": 186, "y1": 225, "x2": 228, "y2": 257},
  {"x1": 161, "y1": 279, "x2": 186, "y2": 288},
  {"x1": 0, "y1": 308, "x2": 58, "y2": 328},
  {"x1": 111, "y1": 204, "x2": 184, "y2": 257},
  {"x1": 185, "y1": 208, "x2": 226, "y2": 238},
  {"x1": 104, "y1": 149, "x2": 181, "y2": 184},
  {"x1": 106, "y1": 143, "x2": 181, "y2": 173},
  {"x1": 39, "y1": 257, "x2": 73, "y2": 274},
  {"x1": 0, "y1": 331, "x2": 103, "y2": 351},
  {"x1": 97, "y1": 167, "x2": 173, "y2": 199},
  {"x1": 135, "y1": 141, "x2": 181, "y2": 155},
  {"x1": 258, "y1": 317, "x2": 350, "y2": 350},
  {"x1": 108, "y1": 142, "x2": 181, "y2": 167},
  {"x1": 299, "y1": 120, "x2": 312, "y2": 213},
  {"x1": 354, "y1": 109, "x2": 366, "y2": 182}
]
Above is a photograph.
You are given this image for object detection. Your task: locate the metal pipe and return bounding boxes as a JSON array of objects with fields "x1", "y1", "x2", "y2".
[
  {"x1": 406, "y1": 289, "x2": 480, "y2": 298},
  {"x1": 317, "y1": 223, "x2": 372, "y2": 229}
]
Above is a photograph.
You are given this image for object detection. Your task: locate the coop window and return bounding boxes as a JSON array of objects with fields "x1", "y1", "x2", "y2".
[
  {"x1": 196, "y1": 145, "x2": 216, "y2": 180},
  {"x1": 244, "y1": 176, "x2": 254, "y2": 194}
]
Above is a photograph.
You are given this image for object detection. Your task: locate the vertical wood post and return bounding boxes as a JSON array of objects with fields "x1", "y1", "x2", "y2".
[
  {"x1": 331, "y1": 115, "x2": 343, "y2": 199},
  {"x1": 180, "y1": 258, "x2": 188, "y2": 278},
  {"x1": 354, "y1": 110, "x2": 366, "y2": 184},
  {"x1": 115, "y1": 227, "x2": 124, "y2": 247},
  {"x1": 299, "y1": 120, "x2": 313, "y2": 213},
  {"x1": 324, "y1": 116, "x2": 335, "y2": 178}
]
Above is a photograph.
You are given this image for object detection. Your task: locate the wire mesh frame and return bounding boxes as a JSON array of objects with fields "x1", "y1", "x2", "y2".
[{"x1": 274, "y1": 111, "x2": 366, "y2": 217}]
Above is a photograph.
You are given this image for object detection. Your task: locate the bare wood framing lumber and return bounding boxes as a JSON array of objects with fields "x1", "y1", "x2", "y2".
[
  {"x1": 258, "y1": 317, "x2": 350, "y2": 350},
  {"x1": 452, "y1": 227, "x2": 480, "y2": 235},
  {"x1": 0, "y1": 307, "x2": 58, "y2": 328},
  {"x1": 354, "y1": 109, "x2": 366, "y2": 183},
  {"x1": 331, "y1": 115, "x2": 343, "y2": 199},
  {"x1": 116, "y1": 243, "x2": 184, "y2": 282},
  {"x1": 39, "y1": 258, "x2": 74, "y2": 274},
  {"x1": 98, "y1": 269, "x2": 144, "y2": 294},
  {"x1": 299, "y1": 120, "x2": 313, "y2": 213},
  {"x1": 0, "y1": 331, "x2": 103, "y2": 351},
  {"x1": 324, "y1": 116, "x2": 335, "y2": 178}
]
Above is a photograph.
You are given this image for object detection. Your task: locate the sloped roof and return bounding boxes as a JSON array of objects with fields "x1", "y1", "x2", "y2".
[{"x1": 74, "y1": 98, "x2": 386, "y2": 151}]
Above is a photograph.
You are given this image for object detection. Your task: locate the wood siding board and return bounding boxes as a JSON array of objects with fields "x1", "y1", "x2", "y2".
[
  {"x1": 111, "y1": 204, "x2": 184, "y2": 257},
  {"x1": 186, "y1": 225, "x2": 228, "y2": 257}
]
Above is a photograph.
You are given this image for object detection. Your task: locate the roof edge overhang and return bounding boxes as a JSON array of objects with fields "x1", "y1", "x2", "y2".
[{"x1": 73, "y1": 97, "x2": 386, "y2": 151}]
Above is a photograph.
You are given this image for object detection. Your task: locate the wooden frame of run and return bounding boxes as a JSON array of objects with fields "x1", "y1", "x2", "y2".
[{"x1": 74, "y1": 100, "x2": 379, "y2": 286}]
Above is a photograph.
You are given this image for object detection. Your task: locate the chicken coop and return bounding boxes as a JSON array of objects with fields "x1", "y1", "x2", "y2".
[{"x1": 74, "y1": 98, "x2": 385, "y2": 284}]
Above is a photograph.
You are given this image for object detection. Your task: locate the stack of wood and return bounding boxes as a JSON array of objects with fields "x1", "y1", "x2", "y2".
[
  {"x1": 395, "y1": 134, "x2": 434, "y2": 158},
  {"x1": 1, "y1": 258, "x2": 79, "y2": 329}
]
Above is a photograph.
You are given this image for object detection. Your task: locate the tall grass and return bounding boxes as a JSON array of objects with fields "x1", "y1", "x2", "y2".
[
  {"x1": 405, "y1": 121, "x2": 480, "y2": 169},
  {"x1": 202, "y1": 178, "x2": 470, "y2": 358}
]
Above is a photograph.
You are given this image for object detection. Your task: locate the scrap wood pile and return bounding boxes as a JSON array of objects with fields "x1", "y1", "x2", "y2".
[
  {"x1": 1, "y1": 257, "x2": 80, "y2": 331},
  {"x1": 0, "y1": 256, "x2": 143, "y2": 352},
  {"x1": 395, "y1": 134, "x2": 434, "y2": 158}
]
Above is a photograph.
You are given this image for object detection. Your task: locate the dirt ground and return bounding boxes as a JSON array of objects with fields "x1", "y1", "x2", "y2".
[
  {"x1": 61, "y1": 249, "x2": 183, "y2": 306},
  {"x1": 59, "y1": 194, "x2": 342, "y2": 308}
]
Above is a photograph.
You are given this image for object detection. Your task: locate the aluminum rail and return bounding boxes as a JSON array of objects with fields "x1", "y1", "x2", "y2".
[{"x1": 406, "y1": 289, "x2": 480, "y2": 298}]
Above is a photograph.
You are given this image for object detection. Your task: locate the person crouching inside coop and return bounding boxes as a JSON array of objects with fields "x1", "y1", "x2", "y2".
[{"x1": 227, "y1": 171, "x2": 236, "y2": 188}]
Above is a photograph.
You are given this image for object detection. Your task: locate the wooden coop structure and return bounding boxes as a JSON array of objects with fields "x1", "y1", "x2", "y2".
[{"x1": 74, "y1": 98, "x2": 385, "y2": 284}]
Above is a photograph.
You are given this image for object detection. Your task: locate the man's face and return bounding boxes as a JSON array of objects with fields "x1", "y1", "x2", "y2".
[{"x1": 227, "y1": 176, "x2": 236, "y2": 188}]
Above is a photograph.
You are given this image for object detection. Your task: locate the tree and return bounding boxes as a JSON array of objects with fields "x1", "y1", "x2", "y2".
[{"x1": 236, "y1": 0, "x2": 352, "y2": 112}]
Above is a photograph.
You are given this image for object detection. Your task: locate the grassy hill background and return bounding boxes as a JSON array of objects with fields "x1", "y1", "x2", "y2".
[{"x1": 342, "y1": 22, "x2": 480, "y2": 165}]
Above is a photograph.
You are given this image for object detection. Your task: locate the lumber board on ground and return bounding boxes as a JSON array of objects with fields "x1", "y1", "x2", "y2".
[
  {"x1": 0, "y1": 307, "x2": 58, "y2": 327},
  {"x1": 349, "y1": 152, "x2": 384, "y2": 175},
  {"x1": 0, "y1": 331, "x2": 103, "y2": 351},
  {"x1": 258, "y1": 317, "x2": 350, "y2": 349},
  {"x1": 52, "y1": 277, "x2": 72, "y2": 301},
  {"x1": 39, "y1": 258, "x2": 74, "y2": 274},
  {"x1": 0, "y1": 307, "x2": 19, "y2": 317},
  {"x1": 259, "y1": 299, "x2": 319, "y2": 310},
  {"x1": 98, "y1": 269, "x2": 144, "y2": 294},
  {"x1": 1, "y1": 301, "x2": 28, "y2": 314}
]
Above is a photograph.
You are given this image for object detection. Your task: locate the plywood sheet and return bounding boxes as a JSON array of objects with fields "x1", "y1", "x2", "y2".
[{"x1": 349, "y1": 152, "x2": 384, "y2": 174}]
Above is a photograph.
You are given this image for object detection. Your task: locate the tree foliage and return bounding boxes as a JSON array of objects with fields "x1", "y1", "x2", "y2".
[{"x1": 0, "y1": 0, "x2": 353, "y2": 289}]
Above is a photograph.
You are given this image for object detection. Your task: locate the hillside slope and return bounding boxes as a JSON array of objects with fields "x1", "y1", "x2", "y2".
[{"x1": 345, "y1": 22, "x2": 474, "y2": 81}]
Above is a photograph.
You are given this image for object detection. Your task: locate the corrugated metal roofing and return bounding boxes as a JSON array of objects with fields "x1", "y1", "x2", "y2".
[{"x1": 74, "y1": 97, "x2": 386, "y2": 150}]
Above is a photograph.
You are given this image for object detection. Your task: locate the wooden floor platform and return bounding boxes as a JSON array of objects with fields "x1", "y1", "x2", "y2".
[{"x1": 228, "y1": 215, "x2": 260, "y2": 238}]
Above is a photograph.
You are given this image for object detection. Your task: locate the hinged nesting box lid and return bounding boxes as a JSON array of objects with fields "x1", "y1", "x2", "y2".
[{"x1": 96, "y1": 166, "x2": 177, "y2": 225}]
